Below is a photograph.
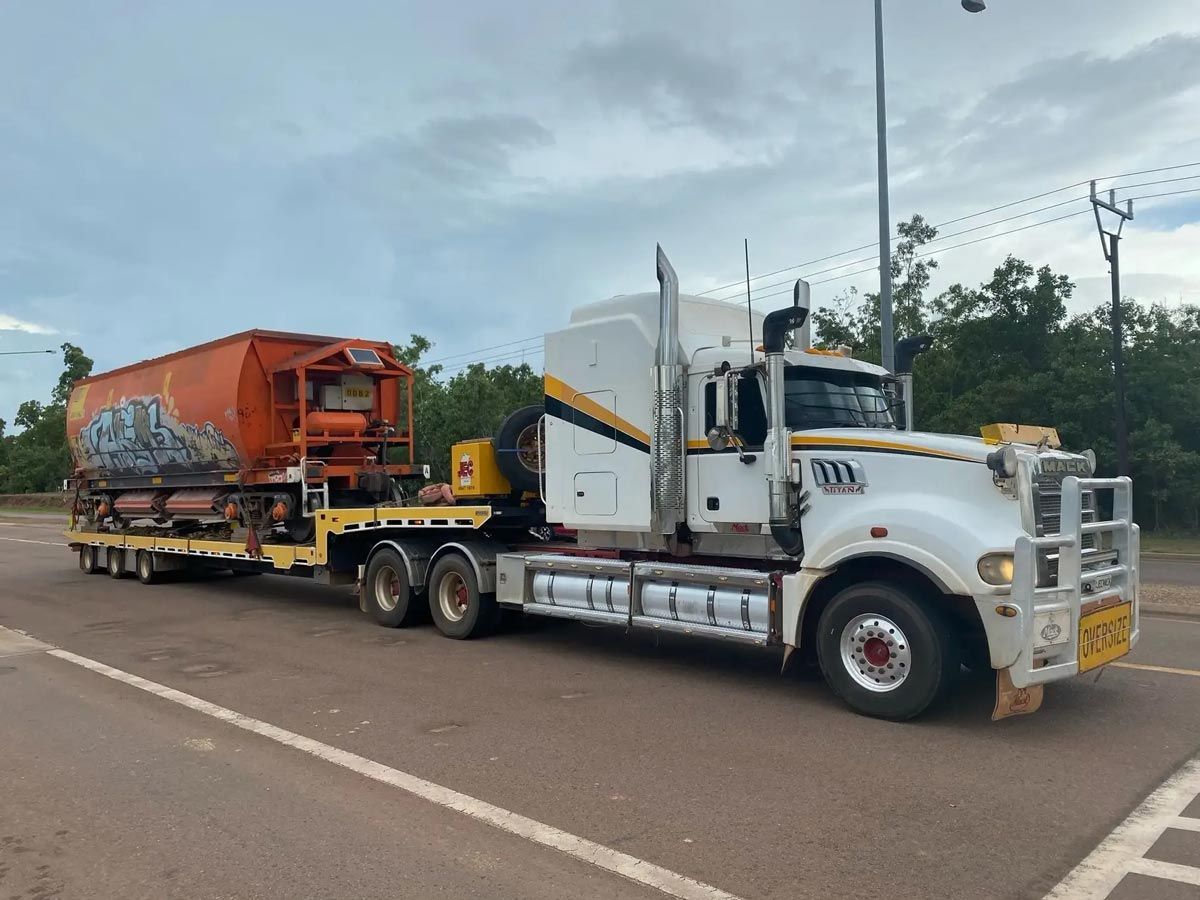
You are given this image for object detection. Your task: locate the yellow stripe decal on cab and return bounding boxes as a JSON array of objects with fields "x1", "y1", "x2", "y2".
[{"x1": 544, "y1": 374, "x2": 651, "y2": 446}]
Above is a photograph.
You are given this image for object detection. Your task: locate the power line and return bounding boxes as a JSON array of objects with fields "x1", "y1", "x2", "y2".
[
  {"x1": 1103, "y1": 173, "x2": 1200, "y2": 193},
  {"x1": 423, "y1": 334, "x2": 541, "y2": 366},
  {"x1": 696, "y1": 161, "x2": 1200, "y2": 299},
  {"x1": 417, "y1": 163, "x2": 1200, "y2": 371},
  {"x1": 0, "y1": 349, "x2": 54, "y2": 356},
  {"x1": 436, "y1": 346, "x2": 544, "y2": 376},
  {"x1": 710, "y1": 193, "x2": 1095, "y2": 304},
  {"x1": 742, "y1": 208, "x2": 1095, "y2": 304},
  {"x1": 1128, "y1": 186, "x2": 1200, "y2": 202}
]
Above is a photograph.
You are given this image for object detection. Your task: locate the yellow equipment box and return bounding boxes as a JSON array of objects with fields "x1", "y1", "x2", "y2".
[{"x1": 451, "y1": 439, "x2": 512, "y2": 498}]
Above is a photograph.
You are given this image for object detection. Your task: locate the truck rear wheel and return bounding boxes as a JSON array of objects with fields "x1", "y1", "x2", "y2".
[
  {"x1": 427, "y1": 553, "x2": 498, "y2": 639},
  {"x1": 135, "y1": 550, "x2": 160, "y2": 585},
  {"x1": 364, "y1": 548, "x2": 421, "y2": 628},
  {"x1": 79, "y1": 545, "x2": 102, "y2": 575},
  {"x1": 816, "y1": 581, "x2": 958, "y2": 720},
  {"x1": 106, "y1": 548, "x2": 126, "y2": 579}
]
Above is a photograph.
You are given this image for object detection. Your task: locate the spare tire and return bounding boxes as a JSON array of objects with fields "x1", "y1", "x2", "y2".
[{"x1": 494, "y1": 405, "x2": 545, "y2": 493}]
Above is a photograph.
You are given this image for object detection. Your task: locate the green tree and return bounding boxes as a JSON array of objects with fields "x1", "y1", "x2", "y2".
[
  {"x1": 0, "y1": 342, "x2": 93, "y2": 494},
  {"x1": 812, "y1": 213, "x2": 1200, "y2": 531}
]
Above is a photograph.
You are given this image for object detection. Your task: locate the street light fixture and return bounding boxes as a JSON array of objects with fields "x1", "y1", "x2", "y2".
[{"x1": 876, "y1": 0, "x2": 985, "y2": 372}]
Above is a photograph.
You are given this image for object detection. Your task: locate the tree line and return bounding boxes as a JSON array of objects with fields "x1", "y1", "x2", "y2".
[{"x1": 2, "y1": 218, "x2": 1196, "y2": 530}]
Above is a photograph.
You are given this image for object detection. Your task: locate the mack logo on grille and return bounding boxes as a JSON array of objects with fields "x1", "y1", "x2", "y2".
[
  {"x1": 1040, "y1": 622, "x2": 1062, "y2": 642},
  {"x1": 1040, "y1": 458, "x2": 1092, "y2": 477}
]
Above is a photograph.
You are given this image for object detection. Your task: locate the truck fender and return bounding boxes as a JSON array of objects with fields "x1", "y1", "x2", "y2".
[
  {"x1": 807, "y1": 540, "x2": 972, "y2": 598},
  {"x1": 781, "y1": 542, "x2": 973, "y2": 648},
  {"x1": 427, "y1": 541, "x2": 501, "y2": 594}
]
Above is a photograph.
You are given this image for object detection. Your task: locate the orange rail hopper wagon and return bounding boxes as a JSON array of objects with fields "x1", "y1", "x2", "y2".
[{"x1": 66, "y1": 330, "x2": 423, "y2": 541}]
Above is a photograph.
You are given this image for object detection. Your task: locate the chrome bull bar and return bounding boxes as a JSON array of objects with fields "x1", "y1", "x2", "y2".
[{"x1": 1009, "y1": 475, "x2": 1140, "y2": 689}]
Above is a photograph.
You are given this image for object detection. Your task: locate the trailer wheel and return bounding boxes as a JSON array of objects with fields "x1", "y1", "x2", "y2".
[
  {"x1": 106, "y1": 548, "x2": 126, "y2": 579},
  {"x1": 135, "y1": 550, "x2": 160, "y2": 585},
  {"x1": 364, "y1": 548, "x2": 421, "y2": 628},
  {"x1": 816, "y1": 581, "x2": 958, "y2": 720},
  {"x1": 79, "y1": 545, "x2": 102, "y2": 575},
  {"x1": 427, "y1": 553, "x2": 498, "y2": 639},
  {"x1": 494, "y1": 405, "x2": 545, "y2": 493}
]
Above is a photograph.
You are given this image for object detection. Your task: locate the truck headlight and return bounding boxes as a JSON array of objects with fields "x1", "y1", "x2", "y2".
[
  {"x1": 978, "y1": 553, "x2": 1015, "y2": 585},
  {"x1": 985, "y1": 446, "x2": 1018, "y2": 478}
]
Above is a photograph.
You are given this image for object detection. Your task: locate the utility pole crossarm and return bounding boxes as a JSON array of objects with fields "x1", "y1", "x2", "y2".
[{"x1": 1089, "y1": 180, "x2": 1134, "y2": 478}]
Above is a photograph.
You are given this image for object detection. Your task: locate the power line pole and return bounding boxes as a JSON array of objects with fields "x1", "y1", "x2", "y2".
[{"x1": 1090, "y1": 181, "x2": 1134, "y2": 477}]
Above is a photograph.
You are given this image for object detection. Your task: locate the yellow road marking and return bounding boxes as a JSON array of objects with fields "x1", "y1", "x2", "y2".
[{"x1": 1111, "y1": 661, "x2": 1200, "y2": 678}]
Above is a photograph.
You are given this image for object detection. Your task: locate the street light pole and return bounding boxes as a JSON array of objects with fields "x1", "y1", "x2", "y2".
[
  {"x1": 875, "y1": 0, "x2": 985, "y2": 373},
  {"x1": 874, "y1": 0, "x2": 894, "y2": 373}
]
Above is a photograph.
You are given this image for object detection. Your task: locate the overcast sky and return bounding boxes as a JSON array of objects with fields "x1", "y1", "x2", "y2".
[{"x1": 2, "y1": 1, "x2": 1198, "y2": 426}]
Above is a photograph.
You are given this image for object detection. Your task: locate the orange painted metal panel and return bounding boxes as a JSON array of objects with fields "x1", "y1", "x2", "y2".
[{"x1": 65, "y1": 330, "x2": 404, "y2": 481}]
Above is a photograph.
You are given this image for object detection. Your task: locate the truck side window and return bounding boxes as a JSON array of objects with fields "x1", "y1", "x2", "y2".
[
  {"x1": 737, "y1": 377, "x2": 767, "y2": 448},
  {"x1": 701, "y1": 377, "x2": 767, "y2": 449}
]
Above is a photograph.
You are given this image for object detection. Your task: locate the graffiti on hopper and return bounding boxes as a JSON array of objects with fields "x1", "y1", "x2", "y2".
[{"x1": 77, "y1": 395, "x2": 238, "y2": 473}]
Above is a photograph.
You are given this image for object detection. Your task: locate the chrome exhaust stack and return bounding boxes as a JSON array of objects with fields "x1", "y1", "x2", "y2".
[
  {"x1": 762, "y1": 304, "x2": 810, "y2": 556},
  {"x1": 894, "y1": 335, "x2": 933, "y2": 431},
  {"x1": 793, "y1": 279, "x2": 811, "y2": 351},
  {"x1": 652, "y1": 245, "x2": 685, "y2": 535}
]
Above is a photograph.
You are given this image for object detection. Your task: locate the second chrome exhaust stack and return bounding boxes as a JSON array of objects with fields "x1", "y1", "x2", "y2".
[{"x1": 652, "y1": 245, "x2": 685, "y2": 536}]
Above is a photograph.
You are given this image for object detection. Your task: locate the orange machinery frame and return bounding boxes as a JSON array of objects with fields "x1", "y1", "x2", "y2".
[{"x1": 256, "y1": 338, "x2": 421, "y2": 488}]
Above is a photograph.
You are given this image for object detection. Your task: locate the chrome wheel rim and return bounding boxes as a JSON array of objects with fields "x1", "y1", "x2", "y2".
[
  {"x1": 373, "y1": 565, "x2": 402, "y2": 612},
  {"x1": 840, "y1": 613, "x2": 911, "y2": 693},
  {"x1": 437, "y1": 572, "x2": 470, "y2": 623},
  {"x1": 108, "y1": 551, "x2": 121, "y2": 575},
  {"x1": 80, "y1": 547, "x2": 94, "y2": 570},
  {"x1": 515, "y1": 423, "x2": 543, "y2": 474},
  {"x1": 138, "y1": 554, "x2": 151, "y2": 580}
]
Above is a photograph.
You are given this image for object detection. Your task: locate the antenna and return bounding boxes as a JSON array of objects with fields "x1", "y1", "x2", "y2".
[{"x1": 744, "y1": 238, "x2": 754, "y2": 364}]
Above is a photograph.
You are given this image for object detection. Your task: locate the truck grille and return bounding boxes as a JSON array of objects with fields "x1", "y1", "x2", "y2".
[{"x1": 1033, "y1": 477, "x2": 1100, "y2": 585}]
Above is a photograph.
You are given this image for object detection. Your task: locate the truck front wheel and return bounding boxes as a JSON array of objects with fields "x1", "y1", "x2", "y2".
[
  {"x1": 427, "y1": 553, "x2": 498, "y2": 639},
  {"x1": 816, "y1": 581, "x2": 959, "y2": 720},
  {"x1": 364, "y1": 548, "x2": 421, "y2": 628}
]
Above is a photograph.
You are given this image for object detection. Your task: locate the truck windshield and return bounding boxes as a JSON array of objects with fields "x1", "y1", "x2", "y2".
[{"x1": 784, "y1": 366, "x2": 896, "y2": 430}]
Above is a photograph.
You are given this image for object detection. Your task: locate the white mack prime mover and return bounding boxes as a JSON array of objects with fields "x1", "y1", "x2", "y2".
[
  {"x1": 69, "y1": 246, "x2": 1139, "y2": 721},
  {"x1": 498, "y1": 246, "x2": 1139, "y2": 720}
]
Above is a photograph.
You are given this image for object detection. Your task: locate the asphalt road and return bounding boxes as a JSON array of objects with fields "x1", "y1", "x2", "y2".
[
  {"x1": 1143, "y1": 556, "x2": 1200, "y2": 587},
  {"x1": 2, "y1": 518, "x2": 1199, "y2": 900}
]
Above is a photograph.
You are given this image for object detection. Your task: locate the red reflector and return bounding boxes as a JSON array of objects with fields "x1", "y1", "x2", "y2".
[{"x1": 870, "y1": 526, "x2": 888, "y2": 538}]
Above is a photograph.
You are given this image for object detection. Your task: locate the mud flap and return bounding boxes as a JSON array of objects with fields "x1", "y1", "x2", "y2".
[
  {"x1": 992, "y1": 666, "x2": 1045, "y2": 720},
  {"x1": 780, "y1": 644, "x2": 796, "y2": 675}
]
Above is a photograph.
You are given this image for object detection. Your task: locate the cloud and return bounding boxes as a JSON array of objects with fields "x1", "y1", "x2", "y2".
[
  {"x1": 0, "y1": 313, "x2": 55, "y2": 334},
  {"x1": 0, "y1": 1, "x2": 1197, "y2": 429}
]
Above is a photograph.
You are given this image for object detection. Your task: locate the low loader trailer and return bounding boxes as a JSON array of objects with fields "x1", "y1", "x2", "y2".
[{"x1": 66, "y1": 246, "x2": 1140, "y2": 721}]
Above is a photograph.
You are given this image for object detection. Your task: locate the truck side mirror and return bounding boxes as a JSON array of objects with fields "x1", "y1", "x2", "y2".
[{"x1": 708, "y1": 372, "x2": 740, "y2": 450}]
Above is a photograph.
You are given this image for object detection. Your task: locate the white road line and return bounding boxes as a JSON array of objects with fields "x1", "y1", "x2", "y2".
[
  {"x1": 1111, "y1": 661, "x2": 1200, "y2": 678},
  {"x1": 1125, "y1": 857, "x2": 1200, "y2": 886},
  {"x1": 1170, "y1": 816, "x2": 1200, "y2": 832},
  {"x1": 1045, "y1": 754, "x2": 1200, "y2": 899},
  {"x1": 38, "y1": 642, "x2": 740, "y2": 900},
  {"x1": 0, "y1": 536, "x2": 67, "y2": 546}
]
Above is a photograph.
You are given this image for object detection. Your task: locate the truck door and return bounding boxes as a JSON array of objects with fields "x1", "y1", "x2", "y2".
[{"x1": 696, "y1": 373, "x2": 770, "y2": 526}]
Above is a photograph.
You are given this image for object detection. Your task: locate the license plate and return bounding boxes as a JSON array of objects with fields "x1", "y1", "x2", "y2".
[
  {"x1": 1078, "y1": 602, "x2": 1132, "y2": 673},
  {"x1": 1084, "y1": 573, "x2": 1112, "y2": 593}
]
